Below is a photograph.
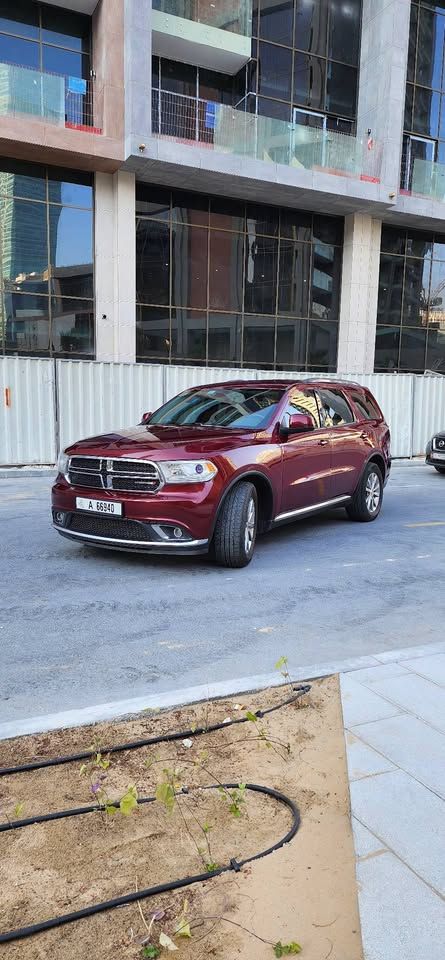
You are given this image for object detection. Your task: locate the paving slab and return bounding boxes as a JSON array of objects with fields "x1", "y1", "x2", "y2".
[
  {"x1": 340, "y1": 674, "x2": 402, "y2": 727},
  {"x1": 356, "y1": 852, "x2": 445, "y2": 960},
  {"x1": 352, "y1": 714, "x2": 445, "y2": 799},
  {"x1": 351, "y1": 770, "x2": 445, "y2": 895},
  {"x1": 347, "y1": 663, "x2": 411, "y2": 685},
  {"x1": 371, "y1": 674, "x2": 445, "y2": 733},
  {"x1": 374, "y1": 641, "x2": 445, "y2": 664},
  {"x1": 403, "y1": 653, "x2": 445, "y2": 686},
  {"x1": 345, "y1": 731, "x2": 397, "y2": 780},
  {"x1": 352, "y1": 818, "x2": 385, "y2": 859}
]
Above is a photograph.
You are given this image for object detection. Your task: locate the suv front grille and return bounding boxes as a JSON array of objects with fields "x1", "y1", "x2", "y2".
[
  {"x1": 67, "y1": 514, "x2": 151, "y2": 541},
  {"x1": 68, "y1": 456, "x2": 162, "y2": 493},
  {"x1": 433, "y1": 437, "x2": 445, "y2": 451}
]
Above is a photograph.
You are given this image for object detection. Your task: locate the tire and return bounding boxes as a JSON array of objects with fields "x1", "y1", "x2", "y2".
[
  {"x1": 213, "y1": 482, "x2": 258, "y2": 568},
  {"x1": 346, "y1": 462, "x2": 383, "y2": 523},
  {"x1": 434, "y1": 466, "x2": 445, "y2": 474}
]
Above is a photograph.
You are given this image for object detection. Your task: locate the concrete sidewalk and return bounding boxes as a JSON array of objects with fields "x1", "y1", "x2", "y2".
[{"x1": 342, "y1": 643, "x2": 445, "y2": 960}]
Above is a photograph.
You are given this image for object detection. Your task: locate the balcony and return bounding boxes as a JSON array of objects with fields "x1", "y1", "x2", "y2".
[
  {"x1": 151, "y1": 0, "x2": 252, "y2": 75},
  {"x1": 401, "y1": 153, "x2": 445, "y2": 204},
  {"x1": 152, "y1": 91, "x2": 382, "y2": 183},
  {"x1": 0, "y1": 61, "x2": 101, "y2": 134}
]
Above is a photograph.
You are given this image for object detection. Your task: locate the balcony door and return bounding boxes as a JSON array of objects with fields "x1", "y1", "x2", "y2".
[{"x1": 403, "y1": 134, "x2": 436, "y2": 191}]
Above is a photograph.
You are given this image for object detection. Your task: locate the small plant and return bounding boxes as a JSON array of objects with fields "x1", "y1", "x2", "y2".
[
  {"x1": 174, "y1": 899, "x2": 192, "y2": 939},
  {"x1": 141, "y1": 946, "x2": 160, "y2": 959},
  {"x1": 217, "y1": 782, "x2": 246, "y2": 818},
  {"x1": 275, "y1": 656, "x2": 291, "y2": 686},
  {"x1": 273, "y1": 942, "x2": 302, "y2": 957}
]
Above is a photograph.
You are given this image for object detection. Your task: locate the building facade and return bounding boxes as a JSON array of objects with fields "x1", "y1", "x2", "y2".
[{"x1": 0, "y1": 0, "x2": 445, "y2": 375}]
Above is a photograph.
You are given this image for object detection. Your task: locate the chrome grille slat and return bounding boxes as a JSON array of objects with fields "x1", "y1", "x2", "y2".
[{"x1": 68, "y1": 456, "x2": 162, "y2": 493}]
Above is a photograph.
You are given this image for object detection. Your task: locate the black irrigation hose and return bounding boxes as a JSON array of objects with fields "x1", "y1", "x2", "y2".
[
  {"x1": 0, "y1": 684, "x2": 311, "y2": 777},
  {"x1": 0, "y1": 795, "x2": 157, "y2": 833},
  {"x1": 0, "y1": 782, "x2": 300, "y2": 945}
]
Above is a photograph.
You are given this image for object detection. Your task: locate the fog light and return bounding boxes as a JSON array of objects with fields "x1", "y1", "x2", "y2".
[
  {"x1": 173, "y1": 527, "x2": 183, "y2": 539},
  {"x1": 55, "y1": 511, "x2": 65, "y2": 525}
]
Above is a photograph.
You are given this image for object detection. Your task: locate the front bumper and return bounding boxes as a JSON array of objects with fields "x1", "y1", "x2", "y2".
[{"x1": 53, "y1": 521, "x2": 209, "y2": 555}]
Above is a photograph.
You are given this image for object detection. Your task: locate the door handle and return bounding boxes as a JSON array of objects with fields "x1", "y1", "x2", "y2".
[
  {"x1": 361, "y1": 431, "x2": 370, "y2": 440},
  {"x1": 318, "y1": 439, "x2": 329, "y2": 446}
]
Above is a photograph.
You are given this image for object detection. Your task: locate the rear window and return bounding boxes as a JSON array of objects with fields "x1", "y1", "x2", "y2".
[{"x1": 351, "y1": 392, "x2": 382, "y2": 421}]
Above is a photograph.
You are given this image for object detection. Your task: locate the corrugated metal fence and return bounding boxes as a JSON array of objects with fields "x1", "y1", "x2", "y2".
[{"x1": 1, "y1": 356, "x2": 444, "y2": 464}]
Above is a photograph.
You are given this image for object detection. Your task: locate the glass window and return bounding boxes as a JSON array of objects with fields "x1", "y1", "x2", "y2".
[
  {"x1": 350, "y1": 392, "x2": 382, "y2": 421},
  {"x1": 311, "y1": 242, "x2": 341, "y2": 320},
  {"x1": 294, "y1": 0, "x2": 328, "y2": 57},
  {"x1": 326, "y1": 62, "x2": 358, "y2": 118},
  {"x1": 136, "y1": 306, "x2": 170, "y2": 360},
  {"x1": 285, "y1": 387, "x2": 320, "y2": 426},
  {"x1": 374, "y1": 326, "x2": 401, "y2": 371},
  {"x1": 280, "y1": 209, "x2": 312, "y2": 241},
  {"x1": 4, "y1": 292, "x2": 50, "y2": 354},
  {"x1": 150, "y1": 386, "x2": 285, "y2": 428},
  {"x1": 42, "y1": 45, "x2": 88, "y2": 79},
  {"x1": 278, "y1": 240, "x2": 311, "y2": 316},
  {"x1": 246, "y1": 203, "x2": 279, "y2": 237},
  {"x1": 208, "y1": 312, "x2": 241, "y2": 364},
  {"x1": 171, "y1": 224, "x2": 208, "y2": 309},
  {"x1": 171, "y1": 191, "x2": 209, "y2": 227},
  {"x1": 426, "y1": 324, "x2": 445, "y2": 372},
  {"x1": 428, "y1": 259, "x2": 445, "y2": 320},
  {"x1": 377, "y1": 255, "x2": 404, "y2": 325},
  {"x1": 152, "y1": 56, "x2": 160, "y2": 88},
  {"x1": 209, "y1": 231, "x2": 244, "y2": 312},
  {"x1": 198, "y1": 68, "x2": 233, "y2": 105},
  {"x1": 313, "y1": 215, "x2": 343, "y2": 246},
  {"x1": 0, "y1": 158, "x2": 46, "y2": 201},
  {"x1": 307, "y1": 318, "x2": 338, "y2": 368},
  {"x1": 276, "y1": 316, "x2": 308, "y2": 367},
  {"x1": 0, "y1": 33, "x2": 39, "y2": 67},
  {"x1": 49, "y1": 206, "x2": 93, "y2": 299},
  {"x1": 406, "y1": 230, "x2": 434, "y2": 258},
  {"x1": 327, "y1": 0, "x2": 361, "y2": 66},
  {"x1": 136, "y1": 184, "x2": 170, "y2": 219},
  {"x1": 416, "y1": 5, "x2": 445, "y2": 89},
  {"x1": 405, "y1": 83, "x2": 414, "y2": 131},
  {"x1": 433, "y1": 236, "x2": 445, "y2": 259},
  {"x1": 136, "y1": 219, "x2": 170, "y2": 305},
  {"x1": 51, "y1": 297, "x2": 94, "y2": 356},
  {"x1": 412, "y1": 86, "x2": 440, "y2": 138},
  {"x1": 381, "y1": 225, "x2": 406, "y2": 255},
  {"x1": 244, "y1": 236, "x2": 278, "y2": 314},
  {"x1": 407, "y1": 3, "x2": 418, "y2": 83},
  {"x1": 258, "y1": 41, "x2": 292, "y2": 100},
  {"x1": 210, "y1": 197, "x2": 244, "y2": 231},
  {"x1": 257, "y1": 97, "x2": 291, "y2": 120},
  {"x1": 317, "y1": 387, "x2": 354, "y2": 426},
  {"x1": 1, "y1": 198, "x2": 48, "y2": 292},
  {"x1": 293, "y1": 53, "x2": 325, "y2": 110},
  {"x1": 161, "y1": 59, "x2": 196, "y2": 96},
  {"x1": 259, "y1": 0, "x2": 294, "y2": 46},
  {"x1": 48, "y1": 169, "x2": 93, "y2": 207},
  {"x1": 243, "y1": 314, "x2": 276, "y2": 366},
  {"x1": 41, "y1": 7, "x2": 90, "y2": 53},
  {"x1": 403, "y1": 257, "x2": 431, "y2": 325},
  {"x1": 0, "y1": 0, "x2": 39, "y2": 39},
  {"x1": 171, "y1": 309, "x2": 207, "y2": 361},
  {"x1": 399, "y1": 326, "x2": 427, "y2": 370}
]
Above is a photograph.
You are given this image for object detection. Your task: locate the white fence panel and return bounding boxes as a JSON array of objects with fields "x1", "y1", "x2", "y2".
[
  {"x1": 164, "y1": 364, "x2": 254, "y2": 401},
  {"x1": 0, "y1": 356, "x2": 56, "y2": 464},
  {"x1": 57, "y1": 360, "x2": 164, "y2": 451},
  {"x1": 412, "y1": 375, "x2": 445, "y2": 455}
]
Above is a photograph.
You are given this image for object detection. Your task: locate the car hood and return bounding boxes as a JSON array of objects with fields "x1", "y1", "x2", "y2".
[
  {"x1": 66, "y1": 424, "x2": 259, "y2": 460},
  {"x1": 433, "y1": 430, "x2": 445, "y2": 439}
]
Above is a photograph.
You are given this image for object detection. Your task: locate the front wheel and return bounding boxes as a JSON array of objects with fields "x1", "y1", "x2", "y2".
[
  {"x1": 434, "y1": 465, "x2": 445, "y2": 474},
  {"x1": 346, "y1": 463, "x2": 383, "y2": 523},
  {"x1": 213, "y1": 482, "x2": 258, "y2": 568}
]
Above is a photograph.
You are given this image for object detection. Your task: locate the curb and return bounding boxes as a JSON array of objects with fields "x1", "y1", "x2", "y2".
[{"x1": 0, "y1": 468, "x2": 55, "y2": 478}]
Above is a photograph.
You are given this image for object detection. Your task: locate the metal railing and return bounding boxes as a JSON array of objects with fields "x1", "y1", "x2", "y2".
[
  {"x1": 152, "y1": 0, "x2": 252, "y2": 35},
  {"x1": 401, "y1": 151, "x2": 445, "y2": 203},
  {"x1": 0, "y1": 61, "x2": 101, "y2": 133},
  {"x1": 152, "y1": 90, "x2": 382, "y2": 182}
]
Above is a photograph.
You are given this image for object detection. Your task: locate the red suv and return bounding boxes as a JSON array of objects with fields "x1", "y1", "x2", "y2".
[{"x1": 52, "y1": 380, "x2": 391, "y2": 568}]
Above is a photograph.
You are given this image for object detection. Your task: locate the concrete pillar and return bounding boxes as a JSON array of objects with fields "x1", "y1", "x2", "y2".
[
  {"x1": 357, "y1": 0, "x2": 411, "y2": 195},
  {"x1": 337, "y1": 214, "x2": 382, "y2": 375},
  {"x1": 124, "y1": 0, "x2": 152, "y2": 159},
  {"x1": 95, "y1": 170, "x2": 136, "y2": 363}
]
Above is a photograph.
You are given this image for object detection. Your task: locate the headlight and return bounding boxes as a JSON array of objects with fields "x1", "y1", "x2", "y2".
[
  {"x1": 159, "y1": 460, "x2": 218, "y2": 484},
  {"x1": 57, "y1": 450, "x2": 69, "y2": 476}
]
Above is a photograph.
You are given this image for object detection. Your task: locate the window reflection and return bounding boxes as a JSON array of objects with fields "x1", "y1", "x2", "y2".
[
  {"x1": 51, "y1": 297, "x2": 94, "y2": 356},
  {"x1": 244, "y1": 236, "x2": 278, "y2": 315},
  {"x1": 209, "y1": 231, "x2": 244, "y2": 312},
  {"x1": 171, "y1": 224, "x2": 208, "y2": 310},
  {"x1": 294, "y1": 0, "x2": 328, "y2": 57},
  {"x1": 136, "y1": 219, "x2": 170, "y2": 306},
  {"x1": 208, "y1": 313, "x2": 241, "y2": 364},
  {"x1": 278, "y1": 241, "x2": 310, "y2": 316},
  {"x1": 307, "y1": 319, "x2": 338, "y2": 368},
  {"x1": 4, "y1": 292, "x2": 49, "y2": 353},
  {"x1": 49, "y1": 206, "x2": 93, "y2": 299},
  {"x1": 136, "y1": 306, "x2": 170, "y2": 360},
  {"x1": 243, "y1": 314, "x2": 275, "y2": 366},
  {"x1": 171, "y1": 309, "x2": 207, "y2": 361}
]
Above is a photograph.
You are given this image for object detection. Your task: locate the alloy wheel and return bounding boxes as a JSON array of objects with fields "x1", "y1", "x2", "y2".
[
  {"x1": 365, "y1": 471, "x2": 381, "y2": 514},
  {"x1": 244, "y1": 497, "x2": 256, "y2": 555}
]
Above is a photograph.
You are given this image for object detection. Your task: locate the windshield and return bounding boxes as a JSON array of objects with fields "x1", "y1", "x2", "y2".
[{"x1": 148, "y1": 387, "x2": 285, "y2": 430}]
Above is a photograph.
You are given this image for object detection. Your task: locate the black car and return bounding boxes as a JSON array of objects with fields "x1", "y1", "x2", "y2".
[{"x1": 426, "y1": 432, "x2": 445, "y2": 474}]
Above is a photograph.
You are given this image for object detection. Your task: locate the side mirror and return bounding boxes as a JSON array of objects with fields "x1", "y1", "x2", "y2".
[
  {"x1": 281, "y1": 413, "x2": 315, "y2": 436},
  {"x1": 140, "y1": 411, "x2": 152, "y2": 424}
]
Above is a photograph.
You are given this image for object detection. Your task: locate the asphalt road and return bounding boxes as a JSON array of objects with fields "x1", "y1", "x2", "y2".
[{"x1": 1, "y1": 463, "x2": 444, "y2": 727}]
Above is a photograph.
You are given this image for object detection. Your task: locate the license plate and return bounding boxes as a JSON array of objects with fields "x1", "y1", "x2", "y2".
[
  {"x1": 434, "y1": 451, "x2": 445, "y2": 460},
  {"x1": 76, "y1": 497, "x2": 123, "y2": 516}
]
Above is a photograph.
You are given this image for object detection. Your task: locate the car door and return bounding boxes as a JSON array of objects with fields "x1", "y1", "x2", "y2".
[
  {"x1": 316, "y1": 387, "x2": 367, "y2": 498},
  {"x1": 279, "y1": 387, "x2": 332, "y2": 516}
]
